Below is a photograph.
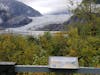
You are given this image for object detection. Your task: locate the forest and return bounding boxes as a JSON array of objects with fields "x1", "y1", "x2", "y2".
[{"x1": 0, "y1": 23, "x2": 100, "y2": 66}]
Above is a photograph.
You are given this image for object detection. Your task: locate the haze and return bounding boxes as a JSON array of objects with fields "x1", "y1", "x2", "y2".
[{"x1": 18, "y1": 0, "x2": 83, "y2": 15}]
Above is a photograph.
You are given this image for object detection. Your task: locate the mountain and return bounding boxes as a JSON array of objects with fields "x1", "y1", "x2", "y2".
[
  {"x1": 2, "y1": 15, "x2": 32, "y2": 28},
  {"x1": 0, "y1": 0, "x2": 42, "y2": 29},
  {"x1": 0, "y1": 10, "x2": 32, "y2": 28},
  {"x1": 0, "y1": 0, "x2": 42, "y2": 17}
]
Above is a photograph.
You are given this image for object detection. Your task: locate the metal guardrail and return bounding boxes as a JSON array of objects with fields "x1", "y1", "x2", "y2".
[
  {"x1": 15, "y1": 65, "x2": 100, "y2": 74},
  {"x1": 0, "y1": 63, "x2": 100, "y2": 75}
]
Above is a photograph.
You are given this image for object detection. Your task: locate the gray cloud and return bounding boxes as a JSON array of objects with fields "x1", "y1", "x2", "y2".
[{"x1": 17, "y1": 0, "x2": 83, "y2": 14}]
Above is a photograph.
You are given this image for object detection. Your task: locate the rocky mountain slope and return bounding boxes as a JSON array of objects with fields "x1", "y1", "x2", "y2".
[
  {"x1": 0, "y1": 0, "x2": 42, "y2": 17},
  {"x1": 0, "y1": 0, "x2": 42, "y2": 29}
]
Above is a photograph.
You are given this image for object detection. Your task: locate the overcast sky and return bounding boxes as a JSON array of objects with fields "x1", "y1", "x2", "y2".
[{"x1": 17, "y1": 0, "x2": 83, "y2": 14}]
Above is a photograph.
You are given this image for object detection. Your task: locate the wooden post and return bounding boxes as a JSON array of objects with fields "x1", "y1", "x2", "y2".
[{"x1": 0, "y1": 62, "x2": 16, "y2": 75}]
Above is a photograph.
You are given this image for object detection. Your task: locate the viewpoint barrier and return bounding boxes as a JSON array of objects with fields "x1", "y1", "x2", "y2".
[{"x1": 0, "y1": 62, "x2": 100, "y2": 75}]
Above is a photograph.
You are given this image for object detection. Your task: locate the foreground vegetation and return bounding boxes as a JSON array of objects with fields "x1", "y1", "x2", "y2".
[{"x1": 0, "y1": 23, "x2": 100, "y2": 67}]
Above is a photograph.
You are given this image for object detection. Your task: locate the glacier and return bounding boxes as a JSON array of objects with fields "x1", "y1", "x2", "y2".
[{"x1": 6, "y1": 14, "x2": 73, "y2": 31}]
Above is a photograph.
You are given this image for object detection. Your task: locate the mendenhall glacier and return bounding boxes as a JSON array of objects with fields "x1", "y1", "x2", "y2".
[{"x1": 0, "y1": 0, "x2": 84, "y2": 33}]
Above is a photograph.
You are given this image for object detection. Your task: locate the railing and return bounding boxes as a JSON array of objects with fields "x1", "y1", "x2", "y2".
[{"x1": 0, "y1": 62, "x2": 100, "y2": 75}]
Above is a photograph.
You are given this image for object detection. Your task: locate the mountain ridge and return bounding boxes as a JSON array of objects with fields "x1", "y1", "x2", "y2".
[
  {"x1": 0, "y1": 0, "x2": 42, "y2": 29},
  {"x1": 0, "y1": 0, "x2": 42, "y2": 17}
]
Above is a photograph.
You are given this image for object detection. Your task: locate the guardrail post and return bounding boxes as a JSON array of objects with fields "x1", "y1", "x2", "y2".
[{"x1": 0, "y1": 62, "x2": 16, "y2": 75}]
